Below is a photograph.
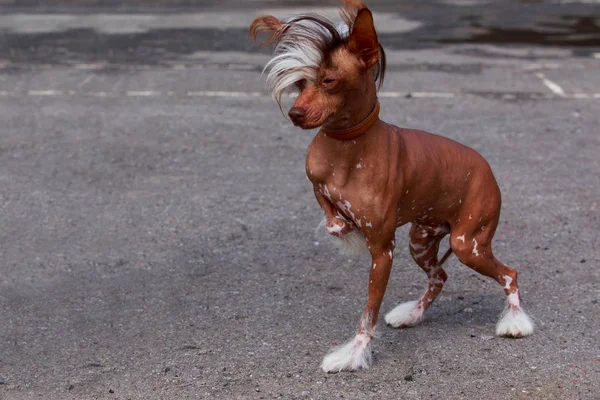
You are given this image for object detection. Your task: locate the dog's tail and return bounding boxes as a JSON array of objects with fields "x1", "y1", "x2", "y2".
[
  {"x1": 315, "y1": 219, "x2": 370, "y2": 257},
  {"x1": 439, "y1": 247, "x2": 453, "y2": 266}
]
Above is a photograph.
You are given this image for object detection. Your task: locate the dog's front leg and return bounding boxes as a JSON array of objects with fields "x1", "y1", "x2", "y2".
[
  {"x1": 313, "y1": 185, "x2": 353, "y2": 236},
  {"x1": 321, "y1": 235, "x2": 395, "y2": 372}
]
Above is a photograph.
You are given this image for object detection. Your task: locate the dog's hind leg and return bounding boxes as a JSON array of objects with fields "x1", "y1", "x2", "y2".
[
  {"x1": 449, "y1": 220, "x2": 534, "y2": 338},
  {"x1": 385, "y1": 223, "x2": 451, "y2": 328}
]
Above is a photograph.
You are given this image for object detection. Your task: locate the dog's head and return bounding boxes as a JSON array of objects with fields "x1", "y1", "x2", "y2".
[{"x1": 250, "y1": 1, "x2": 386, "y2": 130}]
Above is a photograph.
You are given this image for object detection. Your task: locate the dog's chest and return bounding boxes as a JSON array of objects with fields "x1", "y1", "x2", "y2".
[
  {"x1": 306, "y1": 146, "x2": 369, "y2": 191},
  {"x1": 306, "y1": 141, "x2": 383, "y2": 224},
  {"x1": 305, "y1": 134, "x2": 370, "y2": 186}
]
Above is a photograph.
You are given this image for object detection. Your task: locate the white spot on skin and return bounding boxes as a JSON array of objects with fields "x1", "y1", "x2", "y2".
[
  {"x1": 372, "y1": 263, "x2": 376, "y2": 269},
  {"x1": 320, "y1": 184, "x2": 331, "y2": 200},
  {"x1": 472, "y1": 238, "x2": 480, "y2": 257},
  {"x1": 388, "y1": 250, "x2": 393, "y2": 259},
  {"x1": 326, "y1": 223, "x2": 343, "y2": 234},
  {"x1": 356, "y1": 163, "x2": 362, "y2": 169},
  {"x1": 459, "y1": 199, "x2": 462, "y2": 204},
  {"x1": 457, "y1": 234, "x2": 465, "y2": 243},
  {"x1": 428, "y1": 207, "x2": 434, "y2": 211},
  {"x1": 366, "y1": 221, "x2": 372, "y2": 228},
  {"x1": 469, "y1": 214, "x2": 472, "y2": 220},
  {"x1": 432, "y1": 226, "x2": 448, "y2": 235},
  {"x1": 507, "y1": 290, "x2": 520, "y2": 307},
  {"x1": 411, "y1": 248, "x2": 429, "y2": 259},
  {"x1": 336, "y1": 200, "x2": 361, "y2": 227},
  {"x1": 503, "y1": 275, "x2": 513, "y2": 290},
  {"x1": 409, "y1": 242, "x2": 426, "y2": 251}
]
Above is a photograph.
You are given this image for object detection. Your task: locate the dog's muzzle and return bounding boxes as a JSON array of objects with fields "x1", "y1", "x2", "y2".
[{"x1": 288, "y1": 107, "x2": 306, "y2": 125}]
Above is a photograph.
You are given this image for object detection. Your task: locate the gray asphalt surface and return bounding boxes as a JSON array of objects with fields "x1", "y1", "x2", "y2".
[{"x1": 0, "y1": 1, "x2": 599, "y2": 399}]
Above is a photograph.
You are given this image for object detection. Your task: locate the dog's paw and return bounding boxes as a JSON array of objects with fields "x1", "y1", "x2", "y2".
[
  {"x1": 321, "y1": 334, "x2": 372, "y2": 373},
  {"x1": 326, "y1": 217, "x2": 353, "y2": 237},
  {"x1": 496, "y1": 306, "x2": 534, "y2": 338},
  {"x1": 316, "y1": 219, "x2": 369, "y2": 257},
  {"x1": 385, "y1": 300, "x2": 424, "y2": 328}
]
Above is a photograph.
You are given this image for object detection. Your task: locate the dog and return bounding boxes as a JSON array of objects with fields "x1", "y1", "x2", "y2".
[{"x1": 250, "y1": 1, "x2": 534, "y2": 373}]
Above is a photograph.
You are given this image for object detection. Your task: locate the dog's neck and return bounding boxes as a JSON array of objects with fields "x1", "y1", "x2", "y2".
[
  {"x1": 321, "y1": 102, "x2": 380, "y2": 141},
  {"x1": 320, "y1": 74, "x2": 379, "y2": 136}
]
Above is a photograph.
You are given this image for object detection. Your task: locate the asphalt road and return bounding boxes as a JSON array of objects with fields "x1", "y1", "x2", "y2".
[{"x1": 0, "y1": 1, "x2": 599, "y2": 399}]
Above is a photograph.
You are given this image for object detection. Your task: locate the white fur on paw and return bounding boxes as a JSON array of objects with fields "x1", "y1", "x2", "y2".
[
  {"x1": 385, "y1": 300, "x2": 424, "y2": 328},
  {"x1": 496, "y1": 306, "x2": 534, "y2": 337},
  {"x1": 321, "y1": 333, "x2": 372, "y2": 373},
  {"x1": 315, "y1": 219, "x2": 369, "y2": 257}
]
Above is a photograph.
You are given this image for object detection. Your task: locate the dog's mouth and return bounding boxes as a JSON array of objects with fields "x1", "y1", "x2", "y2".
[
  {"x1": 293, "y1": 120, "x2": 323, "y2": 130},
  {"x1": 290, "y1": 111, "x2": 332, "y2": 130}
]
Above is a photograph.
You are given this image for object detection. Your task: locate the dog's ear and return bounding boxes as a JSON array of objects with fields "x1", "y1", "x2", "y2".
[
  {"x1": 249, "y1": 16, "x2": 286, "y2": 48},
  {"x1": 347, "y1": 8, "x2": 380, "y2": 70}
]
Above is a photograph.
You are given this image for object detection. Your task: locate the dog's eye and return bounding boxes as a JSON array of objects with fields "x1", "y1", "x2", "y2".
[
  {"x1": 295, "y1": 80, "x2": 306, "y2": 90},
  {"x1": 322, "y1": 78, "x2": 337, "y2": 88}
]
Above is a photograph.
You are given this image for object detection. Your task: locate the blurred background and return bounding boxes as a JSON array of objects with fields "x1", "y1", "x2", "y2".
[
  {"x1": 0, "y1": 1, "x2": 598, "y2": 399},
  {"x1": 0, "y1": 0, "x2": 598, "y2": 65}
]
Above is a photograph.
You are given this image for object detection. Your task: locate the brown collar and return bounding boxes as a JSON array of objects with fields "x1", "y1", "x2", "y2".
[{"x1": 321, "y1": 102, "x2": 380, "y2": 141}]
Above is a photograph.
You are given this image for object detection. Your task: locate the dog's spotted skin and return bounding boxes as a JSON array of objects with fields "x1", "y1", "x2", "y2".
[{"x1": 251, "y1": 0, "x2": 534, "y2": 373}]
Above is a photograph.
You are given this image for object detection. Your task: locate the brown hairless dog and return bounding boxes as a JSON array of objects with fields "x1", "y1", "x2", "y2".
[{"x1": 250, "y1": 1, "x2": 533, "y2": 373}]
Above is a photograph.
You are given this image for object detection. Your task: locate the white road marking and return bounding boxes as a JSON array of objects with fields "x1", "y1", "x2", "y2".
[
  {"x1": 0, "y1": 11, "x2": 422, "y2": 34},
  {"x1": 568, "y1": 93, "x2": 590, "y2": 99},
  {"x1": 187, "y1": 91, "x2": 263, "y2": 97},
  {"x1": 28, "y1": 90, "x2": 63, "y2": 96},
  {"x1": 379, "y1": 91, "x2": 455, "y2": 98},
  {"x1": 534, "y1": 72, "x2": 565, "y2": 97},
  {"x1": 0, "y1": 90, "x2": 596, "y2": 99},
  {"x1": 126, "y1": 90, "x2": 162, "y2": 96}
]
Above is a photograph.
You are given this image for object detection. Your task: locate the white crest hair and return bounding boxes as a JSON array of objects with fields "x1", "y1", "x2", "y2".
[
  {"x1": 262, "y1": 14, "x2": 347, "y2": 103},
  {"x1": 253, "y1": 3, "x2": 386, "y2": 107}
]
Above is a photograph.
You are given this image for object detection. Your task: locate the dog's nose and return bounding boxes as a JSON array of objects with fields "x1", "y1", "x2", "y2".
[{"x1": 288, "y1": 107, "x2": 306, "y2": 124}]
